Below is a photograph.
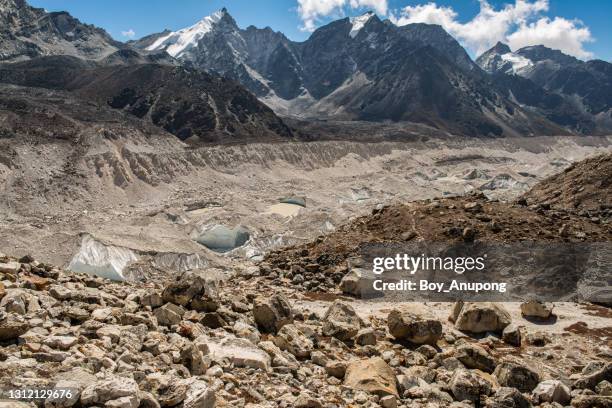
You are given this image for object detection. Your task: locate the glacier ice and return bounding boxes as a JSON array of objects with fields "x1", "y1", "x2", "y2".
[{"x1": 68, "y1": 235, "x2": 139, "y2": 281}]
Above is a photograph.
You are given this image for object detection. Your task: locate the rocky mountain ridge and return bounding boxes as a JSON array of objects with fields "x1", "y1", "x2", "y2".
[
  {"x1": 0, "y1": 0, "x2": 123, "y2": 62},
  {"x1": 136, "y1": 9, "x2": 576, "y2": 137},
  {"x1": 477, "y1": 42, "x2": 612, "y2": 133},
  {"x1": 2, "y1": 0, "x2": 611, "y2": 137},
  {"x1": 0, "y1": 56, "x2": 293, "y2": 144},
  {"x1": 136, "y1": 8, "x2": 612, "y2": 136}
]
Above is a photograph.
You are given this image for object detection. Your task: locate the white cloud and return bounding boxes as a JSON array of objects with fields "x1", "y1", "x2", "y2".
[
  {"x1": 508, "y1": 17, "x2": 593, "y2": 58},
  {"x1": 390, "y1": 0, "x2": 593, "y2": 59},
  {"x1": 297, "y1": 0, "x2": 388, "y2": 31},
  {"x1": 121, "y1": 29, "x2": 136, "y2": 39}
]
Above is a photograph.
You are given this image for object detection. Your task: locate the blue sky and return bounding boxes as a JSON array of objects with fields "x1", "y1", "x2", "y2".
[{"x1": 29, "y1": 0, "x2": 611, "y2": 60}]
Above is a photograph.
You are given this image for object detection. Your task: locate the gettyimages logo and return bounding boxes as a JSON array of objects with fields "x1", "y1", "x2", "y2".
[
  {"x1": 347, "y1": 241, "x2": 611, "y2": 302},
  {"x1": 372, "y1": 253, "x2": 486, "y2": 275}
]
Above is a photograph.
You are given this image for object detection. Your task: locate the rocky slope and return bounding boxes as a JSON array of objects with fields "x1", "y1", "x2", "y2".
[
  {"x1": 1, "y1": 252, "x2": 611, "y2": 408},
  {"x1": 0, "y1": 56, "x2": 293, "y2": 144},
  {"x1": 135, "y1": 9, "x2": 569, "y2": 138},
  {"x1": 0, "y1": 0, "x2": 122, "y2": 62},
  {"x1": 522, "y1": 153, "x2": 611, "y2": 220}
]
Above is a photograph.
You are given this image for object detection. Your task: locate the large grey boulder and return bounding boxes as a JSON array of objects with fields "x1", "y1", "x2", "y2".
[
  {"x1": 520, "y1": 300, "x2": 554, "y2": 319},
  {"x1": 451, "y1": 302, "x2": 511, "y2": 334},
  {"x1": 449, "y1": 369, "x2": 493, "y2": 402},
  {"x1": 494, "y1": 360, "x2": 540, "y2": 392},
  {"x1": 273, "y1": 324, "x2": 314, "y2": 359},
  {"x1": 387, "y1": 310, "x2": 442, "y2": 345},
  {"x1": 161, "y1": 270, "x2": 219, "y2": 311},
  {"x1": 322, "y1": 300, "x2": 363, "y2": 341},
  {"x1": 532, "y1": 380, "x2": 570, "y2": 405},
  {"x1": 154, "y1": 303, "x2": 185, "y2": 326},
  {"x1": 253, "y1": 294, "x2": 293, "y2": 334}
]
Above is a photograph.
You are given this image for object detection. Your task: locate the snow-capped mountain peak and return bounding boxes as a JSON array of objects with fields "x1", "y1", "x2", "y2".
[
  {"x1": 146, "y1": 8, "x2": 227, "y2": 57},
  {"x1": 349, "y1": 11, "x2": 375, "y2": 38},
  {"x1": 476, "y1": 42, "x2": 533, "y2": 76}
]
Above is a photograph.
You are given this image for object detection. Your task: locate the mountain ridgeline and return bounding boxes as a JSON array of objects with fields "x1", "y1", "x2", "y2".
[
  {"x1": 135, "y1": 8, "x2": 612, "y2": 136},
  {"x1": 1, "y1": 0, "x2": 611, "y2": 140}
]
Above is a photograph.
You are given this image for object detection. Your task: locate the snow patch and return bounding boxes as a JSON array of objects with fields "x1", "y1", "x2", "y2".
[
  {"x1": 68, "y1": 235, "x2": 139, "y2": 281},
  {"x1": 146, "y1": 9, "x2": 225, "y2": 58},
  {"x1": 500, "y1": 52, "x2": 534, "y2": 75},
  {"x1": 349, "y1": 12, "x2": 374, "y2": 39}
]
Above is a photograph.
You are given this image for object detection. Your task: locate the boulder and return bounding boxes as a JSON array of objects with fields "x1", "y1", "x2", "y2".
[
  {"x1": 273, "y1": 324, "x2": 314, "y2": 359},
  {"x1": 0, "y1": 261, "x2": 21, "y2": 274},
  {"x1": 183, "y1": 380, "x2": 215, "y2": 408},
  {"x1": 571, "y1": 395, "x2": 612, "y2": 408},
  {"x1": 294, "y1": 394, "x2": 322, "y2": 408},
  {"x1": 43, "y1": 335, "x2": 78, "y2": 351},
  {"x1": 532, "y1": 380, "x2": 571, "y2": 405},
  {"x1": 573, "y1": 363, "x2": 612, "y2": 390},
  {"x1": 449, "y1": 369, "x2": 493, "y2": 402},
  {"x1": 494, "y1": 360, "x2": 540, "y2": 392},
  {"x1": 379, "y1": 395, "x2": 397, "y2": 408},
  {"x1": 253, "y1": 294, "x2": 293, "y2": 334},
  {"x1": 196, "y1": 334, "x2": 270, "y2": 371},
  {"x1": 339, "y1": 267, "x2": 379, "y2": 298},
  {"x1": 502, "y1": 324, "x2": 522, "y2": 347},
  {"x1": 486, "y1": 387, "x2": 532, "y2": 408},
  {"x1": 455, "y1": 343, "x2": 496, "y2": 373},
  {"x1": 452, "y1": 302, "x2": 511, "y2": 334},
  {"x1": 0, "y1": 312, "x2": 29, "y2": 341},
  {"x1": 161, "y1": 270, "x2": 218, "y2": 311},
  {"x1": 325, "y1": 361, "x2": 347, "y2": 379},
  {"x1": 258, "y1": 340, "x2": 298, "y2": 369},
  {"x1": 45, "y1": 378, "x2": 91, "y2": 408},
  {"x1": 355, "y1": 327, "x2": 377, "y2": 346},
  {"x1": 140, "y1": 290, "x2": 163, "y2": 308},
  {"x1": 154, "y1": 303, "x2": 185, "y2": 326},
  {"x1": 0, "y1": 290, "x2": 27, "y2": 314},
  {"x1": 520, "y1": 301, "x2": 554, "y2": 319},
  {"x1": 80, "y1": 377, "x2": 140, "y2": 406},
  {"x1": 322, "y1": 300, "x2": 363, "y2": 341},
  {"x1": 344, "y1": 357, "x2": 398, "y2": 397},
  {"x1": 596, "y1": 380, "x2": 612, "y2": 396},
  {"x1": 387, "y1": 310, "x2": 442, "y2": 345}
]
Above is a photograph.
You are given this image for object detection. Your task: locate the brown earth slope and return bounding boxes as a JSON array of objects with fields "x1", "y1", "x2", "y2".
[{"x1": 522, "y1": 153, "x2": 611, "y2": 219}]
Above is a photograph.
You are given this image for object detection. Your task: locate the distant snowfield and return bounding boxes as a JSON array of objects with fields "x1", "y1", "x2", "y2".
[{"x1": 146, "y1": 9, "x2": 225, "y2": 58}]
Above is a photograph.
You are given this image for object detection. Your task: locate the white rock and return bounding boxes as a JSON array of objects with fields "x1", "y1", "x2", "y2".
[
  {"x1": 44, "y1": 335, "x2": 78, "y2": 350},
  {"x1": 196, "y1": 334, "x2": 270, "y2": 371},
  {"x1": 532, "y1": 379, "x2": 571, "y2": 405}
]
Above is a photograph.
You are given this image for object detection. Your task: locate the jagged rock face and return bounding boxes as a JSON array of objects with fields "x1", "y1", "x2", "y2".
[
  {"x1": 0, "y1": 0, "x2": 121, "y2": 62},
  {"x1": 477, "y1": 42, "x2": 612, "y2": 133},
  {"x1": 137, "y1": 10, "x2": 568, "y2": 137}
]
